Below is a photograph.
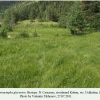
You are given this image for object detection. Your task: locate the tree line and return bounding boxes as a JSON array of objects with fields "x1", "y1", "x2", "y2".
[{"x1": 1, "y1": 1, "x2": 100, "y2": 35}]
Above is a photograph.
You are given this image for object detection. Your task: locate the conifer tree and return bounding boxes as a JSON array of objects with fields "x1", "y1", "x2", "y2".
[
  {"x1": 67, "y1": 2, "x2": 86, "y2": 35},
  {"x1": 82, "y1": 1, "x2": 100, "y2": 29},
  {"x1": 3, "y1": 8, "x2": 15, "y2": 31}
]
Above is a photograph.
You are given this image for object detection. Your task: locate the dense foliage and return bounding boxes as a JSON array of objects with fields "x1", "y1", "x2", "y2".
[
  {"x1": 67, "y1": 2, "x2": 86, "y2": 35},
  {"x1": 0, "y1": 28, "x2": 7, "y2": 38},
  {"x1": 0, "y1": 1, "x2": 17, "y2": 13},
  {"x1": 83, "y1": 1, "x2": 100, "y2": 29},
  {"x1": 0, "y1": 1, "x2": 100, "y2": 34}
]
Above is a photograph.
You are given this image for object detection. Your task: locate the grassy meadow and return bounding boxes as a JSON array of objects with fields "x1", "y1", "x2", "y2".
[{"x1": 0, "y1": 20, "x2": 100, "y2": 88}]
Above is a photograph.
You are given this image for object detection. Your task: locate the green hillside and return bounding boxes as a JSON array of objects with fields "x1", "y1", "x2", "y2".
[
  {"x1": 0, "y1": 1, "x2": 100, "y2": 88},
  {"x1": 0, "y1": 20, "x2": 100, "y2": 88}
]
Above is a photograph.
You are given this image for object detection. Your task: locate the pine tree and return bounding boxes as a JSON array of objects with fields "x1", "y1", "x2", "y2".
[
  {"x1": 67, "y1": 2, "x2": 86, "y2": 35},
  {"x1": 29, "y1": 8, "x2": 36, "y2": 22},
  {"x1": 3, "y1": 8, "x2": 15, "y2": 31},
  {"x1": 82, "y1": 1, "x2": 100, "y2": 29}
]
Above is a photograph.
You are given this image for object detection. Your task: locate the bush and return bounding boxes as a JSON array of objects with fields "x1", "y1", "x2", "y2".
[
  {"x1": 0, "y1": 28, "x2": 7, "y2": 38},
  {"x1": 33, "y1": 29, "x2": 38, "y2": 37},
  {"x1": 67, "y1": 2, "x2": 86, "y2": 35},
  {"x1": 58, "y1": 15, "x2": 67, "y2": 28},
  {"x1": 20, "y1": 30, "x2": 29, "y2": 38},
  {"x1": 3, "y1": 9, "x2": 15, "y2": 31},
  {"x1": 70, "y1": 29, "x2": 84, "y2": 35}
]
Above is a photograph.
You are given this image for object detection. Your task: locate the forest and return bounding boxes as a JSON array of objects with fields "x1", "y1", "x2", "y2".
[
  {"x1": 0, "y1": 1, "x2": 100, "y2": 88},
  {"x1": 0, "y1": 1, "x2": 100, "y2": 34}
]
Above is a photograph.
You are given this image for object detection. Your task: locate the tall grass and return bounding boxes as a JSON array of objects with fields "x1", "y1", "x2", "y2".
[{"x1": 0, "y1": 20, "x2": 100, "y2": 88}]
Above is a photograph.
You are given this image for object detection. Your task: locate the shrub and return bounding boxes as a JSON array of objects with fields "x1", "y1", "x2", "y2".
[
  {"x1": 20, "y1": 30, "x2": 29, "y2": 38},
  {"x1": 3, "y1": 9, "x2": 15, "y2": 31},
  {"x1": 50, "y1": 23, "x2": 54, "y2": 27},
  {"x1": 67, "y1": 2, "x2": 86, "y2": 35},
  {"x1": 33, "y1": 29, "x2": 38, "y2": 37},
  {"x1": 0, "y1": 28, "x2": 7, "y2": 38},
  {"x1": 58, "y1": 15, "x2": 67, "y2": 28}
]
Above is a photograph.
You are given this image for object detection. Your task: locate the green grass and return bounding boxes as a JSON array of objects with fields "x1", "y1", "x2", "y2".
[{"x1": 0, "y1": 20, "x2": 100, "y2": 88}]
